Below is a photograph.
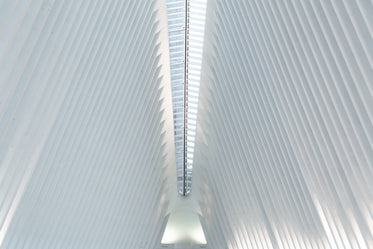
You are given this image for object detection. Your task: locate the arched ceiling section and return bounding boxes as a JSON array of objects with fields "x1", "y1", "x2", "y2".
[
  {"x1": 194, "y1": 0, "x2": 372, "y2": 248},
  {"x1": 0, "y1": 0, "x2": 176, "y2": 248},
  {"x1": 0, "y1": 0, "x2": 372, "y2": 249}
]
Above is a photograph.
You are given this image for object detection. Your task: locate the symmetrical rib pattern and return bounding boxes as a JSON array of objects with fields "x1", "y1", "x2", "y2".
[
  {"x1": 166, "y1": 0, "x2": 189, "y2": 195},
  {"x1": 1, "y1": 0, "x2": 372, "y2": 248},
  {"x1": 166, "y1": 0, "x2": 207, "y2": 196},
  {"x1": 194, "y1": 0, "x2": 373, "y2": 248},
  {"x1": 0, "y1": 0, "x2": 175, "y2": 248}
]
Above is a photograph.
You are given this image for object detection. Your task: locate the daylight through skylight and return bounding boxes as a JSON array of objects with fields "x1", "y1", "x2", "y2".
[{"x1": 166, "y1": 0, "x2": 207, "y2": 196}]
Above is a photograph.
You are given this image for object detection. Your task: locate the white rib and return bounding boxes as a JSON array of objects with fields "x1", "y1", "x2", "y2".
[
  {"x1": 0, "y1": 0, "x2": 175, "y2": 248},
  {"x1": 1, "y1": 0, "x2": 372, "y2": 248},
  {"x1": 194, "y1": 0, "x2": 373, "y2": 248}
]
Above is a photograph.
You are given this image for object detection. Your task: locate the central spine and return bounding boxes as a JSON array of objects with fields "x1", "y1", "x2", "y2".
[{"x1": 183, "y1": 0, "x2": 188, "y2": 196}]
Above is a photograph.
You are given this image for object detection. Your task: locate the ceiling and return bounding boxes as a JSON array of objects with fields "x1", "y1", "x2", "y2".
[{"x1": 0, "y1": 0, "x2": 372, "y2": 249}]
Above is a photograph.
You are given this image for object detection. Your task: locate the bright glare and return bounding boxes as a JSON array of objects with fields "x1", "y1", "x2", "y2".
[{"x1": 161, "y1": 212, "x2": 207, "y2": 244}]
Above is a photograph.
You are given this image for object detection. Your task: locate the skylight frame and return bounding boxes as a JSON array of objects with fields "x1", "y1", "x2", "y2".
[{"x1": 166, "y1": 0, "x2": 207, "y2": 196}]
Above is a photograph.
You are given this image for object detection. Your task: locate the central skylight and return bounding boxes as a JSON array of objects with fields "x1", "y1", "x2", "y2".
[{"x1": 166, "y1": 0, "x2": 207, "y2": 196}]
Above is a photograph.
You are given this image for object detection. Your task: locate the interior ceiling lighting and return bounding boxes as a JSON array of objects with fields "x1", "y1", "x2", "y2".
[
  {"x1": 161, "y1": 212, "x2": 207, "y2": 245},
  {"x1": 166, "y1": 0, "x2": 207, "y2": 196}
]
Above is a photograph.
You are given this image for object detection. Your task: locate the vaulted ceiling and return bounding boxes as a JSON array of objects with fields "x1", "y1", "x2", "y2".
[{"x1": 0, "y1": 0, "x2": 372, "y2": 249}]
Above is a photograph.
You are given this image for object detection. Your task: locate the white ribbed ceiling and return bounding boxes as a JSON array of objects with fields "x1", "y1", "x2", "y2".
[
  {"x1": 1, "y1": 0, "x2": 372, "y2": 249},
  {"x1": 194, "y1": 0, "x2": 372, "y2": 248},
  {"x1": 0, "y1": 0, "x2": 177, "y2": 248}
]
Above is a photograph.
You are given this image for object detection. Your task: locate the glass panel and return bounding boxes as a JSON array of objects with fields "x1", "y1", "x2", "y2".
[{"x1": 167, "y1": 0, "x2": 207, "y2": 196}]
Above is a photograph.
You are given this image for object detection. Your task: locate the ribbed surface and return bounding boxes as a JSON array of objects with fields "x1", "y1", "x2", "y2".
[
  {"x1": 185, "y1": 0, "x2": 207, "y2": 194},
  {"x1": 1, "y1": 0, "x2": 372, "y2": 248},
  {"x1": 166, "y1": 0, "x2": 207, "y2": 196},
  {"x1": 0, "y1": 0, "x2": 174, "y2": 248},
  {"x1": 194, "y1": 0, "x2": 373, "y2": 249},
  {"x1": 166, "y1": 0, "x2": 188, "y2": 195}
]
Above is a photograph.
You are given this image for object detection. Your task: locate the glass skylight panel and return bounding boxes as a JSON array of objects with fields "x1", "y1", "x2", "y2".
[{"x1": 166, "y1": 0, "x2": 207, "y2": 196}]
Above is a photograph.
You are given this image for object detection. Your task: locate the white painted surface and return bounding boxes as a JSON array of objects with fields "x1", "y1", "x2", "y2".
[
  {"x1": 0, "y1": 0, "x2": 372, "y2": 249},
  {"x1": 194, "y1": 0, "x2": 373, "y2": 248},
  {"x1": 0, "y1": 0, "x2": 176, "y2": 248}
]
